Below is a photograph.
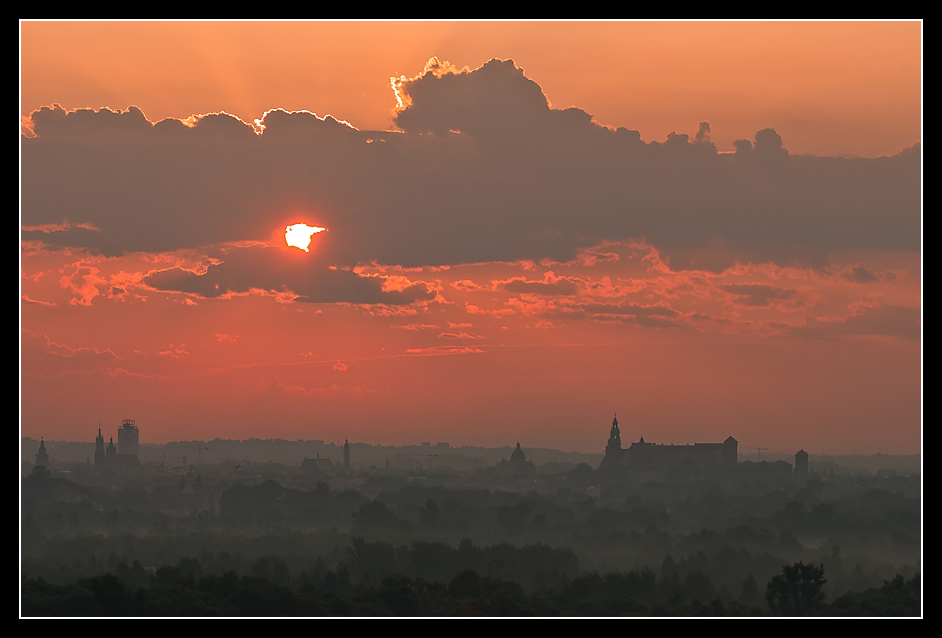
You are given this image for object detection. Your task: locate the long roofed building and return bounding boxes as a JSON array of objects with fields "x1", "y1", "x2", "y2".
[{"x1": 600, "y1": 413, "x2": 737, "y2": 468}]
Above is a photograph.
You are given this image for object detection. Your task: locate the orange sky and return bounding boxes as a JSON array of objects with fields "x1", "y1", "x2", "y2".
[
  {"x1": 21, "y1": 21, "x2": 921, "y2": 157},
  {"x1": 20, "y1": 22, "x2": 922, "y2": 454}
]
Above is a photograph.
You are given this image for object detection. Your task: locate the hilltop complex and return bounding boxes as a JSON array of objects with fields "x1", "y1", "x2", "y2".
[{"x1": 600, "y1": 415, "x2": 738, "y2": 469}]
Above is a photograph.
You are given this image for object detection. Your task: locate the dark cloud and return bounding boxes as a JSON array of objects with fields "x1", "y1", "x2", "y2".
[
  {"x1": 581, "y1": 301, "x2": 679, "y2": 319},
  {"x1": 23, "y1": 59, "x2": 920, "y2": 276},
  {"x1": 142, "y1": 245, "x2": 435, "y2": 305},
  {"x1": 21, "y1": 330, "x2": 119, "y2": 376},
  {"x1": 720, "y1": 283, "x2": 797, "y2": 307},
  {"x1": 504, "y1": 299, "x2": 681, "y2": 328},
  {"x1": 842, "y1": 265, "x2": 880, "y2": 283},
  {"x1": 395, "y1": 59, "x2": 556, "y2": 139},
  {"x1": 790, "y1": 305, "x2": 920, "y2": 340},
  {"x1": 693, "y1": 121, "x2": 711, "y2": 144},
  {"x1": 582, "y1": 301, "x2": 682, "y2": 328},
  {"x1": 500, "y1": 276, "x2": 579, "y2": 296},
  {"x1": 29, "y1": 104, "x2": 154, "y2": 139},
  {"x1": 754, "y1": 128, "x2": 788, "y2": 159},
  {"x1": 733, "y1": 138, "x2": 754, "y2": 154}
]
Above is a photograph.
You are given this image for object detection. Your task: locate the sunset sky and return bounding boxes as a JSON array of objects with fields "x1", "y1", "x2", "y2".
[{"x1": 20, "y1": 21, "x2": 922, "y2": 454}]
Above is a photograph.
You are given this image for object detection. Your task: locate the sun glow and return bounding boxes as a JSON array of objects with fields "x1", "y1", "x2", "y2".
[{"x1": 285, "y1": 223, "x2": 326, "y2": 252}]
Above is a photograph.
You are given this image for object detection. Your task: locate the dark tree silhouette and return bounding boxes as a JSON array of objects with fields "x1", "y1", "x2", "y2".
[
  {"x1": 741, "y1": 573, "x2": 759, "y2": 605},
  {"x1": 766, "y1": 562, "x2": 827, "y2": 615}
]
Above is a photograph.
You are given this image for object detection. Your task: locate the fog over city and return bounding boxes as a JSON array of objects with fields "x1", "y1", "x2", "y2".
[{"x1": 21, "y1": 22, "x2": 921, "y2": 617}]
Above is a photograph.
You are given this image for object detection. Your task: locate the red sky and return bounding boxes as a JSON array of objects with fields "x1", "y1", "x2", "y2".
[{"x1": 20, "y1": 21, "x2": 922, "y2": 454}]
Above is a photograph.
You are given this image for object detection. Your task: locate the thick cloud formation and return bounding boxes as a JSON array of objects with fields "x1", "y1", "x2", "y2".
[
  {"x1": 23, "y1": 59, "x2": 920, "y2": 285},
  {"x1": 141, "y1": 245, "x2": 434, "y2": 305}
]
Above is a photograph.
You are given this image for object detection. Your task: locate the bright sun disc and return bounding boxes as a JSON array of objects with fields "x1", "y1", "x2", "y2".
[{"x1": 285, "y1": 223, "x2": 326, "y2": 252}]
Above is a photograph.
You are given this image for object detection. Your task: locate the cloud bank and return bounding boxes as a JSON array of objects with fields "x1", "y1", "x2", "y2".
[{"x1": 22, "y1": 58, "x2": 920, "y2": 305}]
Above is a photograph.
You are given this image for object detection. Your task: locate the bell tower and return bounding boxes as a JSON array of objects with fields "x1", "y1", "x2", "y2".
[
  {"x1": 94, "y1": 425, "x2": 105, "y2": 467},
  {"x1": 604, "y1": 414, "x2": 623, "y2": 465},
  {"x1": 36, "y1": 436, "x2": 49, "y2": 467}
]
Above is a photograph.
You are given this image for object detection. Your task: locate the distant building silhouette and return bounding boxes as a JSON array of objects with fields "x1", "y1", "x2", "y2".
[
  {"x1": 795, "y1": 449, "x2": 809, "y2": 476},
  {"x1": 496, "y1": 442, "x2": 536, "y2": 475},
  {"x1": 118, "y1": 419, "x2": 139, "y2": 455},
  {"x1": 95, "y1": 426, "x2": 106, "y2": 467},
  {"x1": 35, "y1": 436, "x2": 49, "y2": 467},
  {"x1": 601, "y1": 416, "x2": 738, "y2": 468},
  {"x1": 94, "y1": 425, "x2": 141, "y2": 471},
  {"x1": 301, "y1": 454, "x2": 334, "y2": 476},
  {"x1": 343, "y1": 439, "x2": 351, "y2": 471},
  {"x1": 627, "y1": 435, "x2": 738, "y2": 467},
  {"x1": 601, "y1": 414, "x2": 624, "y2": 467}
]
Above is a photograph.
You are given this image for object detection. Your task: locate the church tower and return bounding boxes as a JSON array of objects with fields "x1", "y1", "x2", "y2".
[
  {"x1": 106, "y1": 437, "x2": 117, "y2": 464},
  {"x1": 603, "y1": 414, "x2": 623, "y2": 466},
  {"x1": 36, "y1": 436, "x2": 49, "y2": 467},
  {"x1": 510, "y1": 441, "x2": 526, "y2": 464},
  {"x1": 94, "y1": 425, "x2": 105, "y2": 467}
]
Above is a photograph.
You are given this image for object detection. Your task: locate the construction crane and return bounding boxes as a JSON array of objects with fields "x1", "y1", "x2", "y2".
[
  {"x1": 756, "y1": 447, "x2": 768, "y2": 461},
  {"x1": 166, "y1": 445, "x2": 210, "y2": 467}
]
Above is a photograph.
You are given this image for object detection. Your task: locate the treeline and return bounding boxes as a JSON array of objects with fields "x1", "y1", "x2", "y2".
[
  {"x1": 28, "y1": 475, "x2": 919, "y2": 550},
  {"x1": 23, "y1": 476, "x2": 921, "y2": 599},
  {"x1": 21, "y1": 557, "x2": 920, "y2": 617}
]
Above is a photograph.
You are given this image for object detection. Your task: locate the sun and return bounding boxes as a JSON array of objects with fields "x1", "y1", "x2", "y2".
[{"x1": 285, "y1": 223, "x2": 326, "y2": 252}]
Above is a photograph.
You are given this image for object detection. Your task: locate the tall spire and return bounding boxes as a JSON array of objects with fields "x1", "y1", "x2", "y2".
[
  {"x1": 36, "y1": 436, "x2": 49, "y2": 466},
  {"x1": 604, "y1": 413, "x2": 623, "y2": 465},
  {"x1": 94, "y1": 423, "x2": 106, "y2": 467}
]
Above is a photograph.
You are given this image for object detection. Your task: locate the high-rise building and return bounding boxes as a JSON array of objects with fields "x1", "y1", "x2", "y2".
[
  {"x1": 343, "y1": 439, "x2": 351, "y2": 471},
  {"x1": 118, "y1": 419, "x2": 140, "y2": 455}
]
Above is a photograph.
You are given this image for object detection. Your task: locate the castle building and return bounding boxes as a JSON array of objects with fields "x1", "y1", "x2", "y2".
[
  {"x1": 626, "y1": 435, "x2": 738, "y2": 467},
  {"x1": 36, "y1": 437, "x2": 49, "y2": 467},
  {"x1": 600, "y1": 415, "x2": 738, "y2": 468}
]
